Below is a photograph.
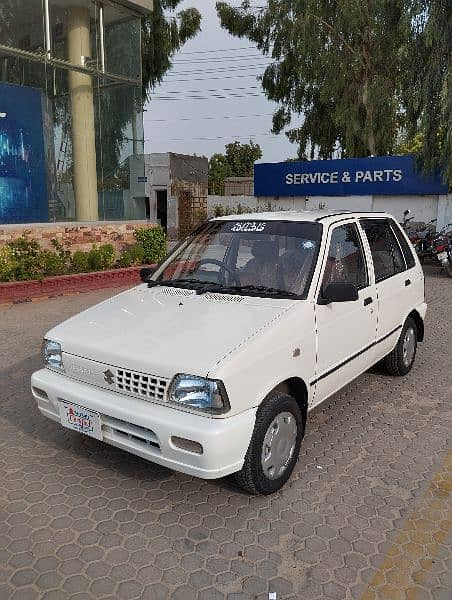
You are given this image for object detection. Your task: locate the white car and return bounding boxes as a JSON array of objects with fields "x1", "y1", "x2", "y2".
[{"x1": 32, "y1": 211, "x2": 426, "y2": 494}]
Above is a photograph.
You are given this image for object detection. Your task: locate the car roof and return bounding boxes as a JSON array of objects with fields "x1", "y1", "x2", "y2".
[{"x1": 211, "y1": 210, "x2": 393, "y2": 225}]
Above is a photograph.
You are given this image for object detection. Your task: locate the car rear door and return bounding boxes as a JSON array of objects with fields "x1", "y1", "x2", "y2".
[
  {"x1": 360, "y1": 218, "x2": 415, "y2": 344},
  {"x1": 313, "y1": 220, "x2": 378, "y2": 405}
]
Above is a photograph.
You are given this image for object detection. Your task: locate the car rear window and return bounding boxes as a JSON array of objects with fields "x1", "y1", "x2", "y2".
[
  {"x1": 360, "y1": 219, "x2": 405, "y2": 282},
  {"x1": 390, "y1": 221, "x2": 416, "y2": 269}
]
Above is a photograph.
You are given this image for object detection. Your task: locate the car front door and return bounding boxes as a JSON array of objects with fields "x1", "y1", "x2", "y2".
[{"x1": 313, "y1": 221, "x2": 378, "y2": 405}]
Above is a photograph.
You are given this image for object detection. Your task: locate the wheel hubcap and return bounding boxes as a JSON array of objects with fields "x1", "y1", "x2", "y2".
[
  {"x1": 402, "y1": 326, "x2": 416, "y2": 367},
  {"x1": 261, "y1": 412, "x2": 298, "y2": 480}
]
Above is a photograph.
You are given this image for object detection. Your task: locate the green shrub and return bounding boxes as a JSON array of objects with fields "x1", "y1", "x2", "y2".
[
  {"x1": 87, "y1": 246, "x2": 103, "y2": 272},
  {"x1": 0, "y1": 236, "x2": 147, "y2": 282},
  {"x1": 119, "y1": 244, "x2": 145, "y2": 268},
  {"x1": 118, "y1": 250, "x2": 132, "y2": 268},
  {"x1": 130, "y1": 243, "x2": 145, "y2": 264},
  {"x1": 134, "y1": 227, "x2": 166, "y2": 264},
  {"x1": 41, "y1": 251, "x2": 68, "y2": 277},
  {"x1": 0, "y1": 246, "x2": 14, "y2": 282},
  {"x1": 83, "y1": 244, "x2": 116, "y2": 272},
  {"x1": 71, "y1": 250, "x2": 91, "y2": 273},
  {"x1": 98, "y1": 243, "x2": 115, "y2": 270},
  {"x1": 213, "y1": 205, "x2": 225, "y2": 217},
  {"x1": 6, "y1": 235, "x2": 44, "y2": 281}
]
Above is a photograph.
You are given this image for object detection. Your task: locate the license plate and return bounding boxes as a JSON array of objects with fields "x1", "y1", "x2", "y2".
[
  {"x1": 437, "y1": 251, "x2": 448, "y2": 261},
  {"x1": 59, "y1": 401, "x2": 102, "y2": 440}
]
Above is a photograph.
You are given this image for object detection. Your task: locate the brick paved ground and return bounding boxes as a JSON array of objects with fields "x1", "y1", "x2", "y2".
[{"x1": 0, "y1": 267, "x2": 450, "y2": 600}]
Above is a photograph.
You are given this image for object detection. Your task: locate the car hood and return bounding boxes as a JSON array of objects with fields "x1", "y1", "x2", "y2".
[{"x1": 47, "y1": 285, "x2": 293, "y2": 379}]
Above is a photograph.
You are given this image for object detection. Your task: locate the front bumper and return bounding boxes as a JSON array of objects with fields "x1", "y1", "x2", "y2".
[{"x1": 31, "y1": 369, "x2": 256, "y2": 479}]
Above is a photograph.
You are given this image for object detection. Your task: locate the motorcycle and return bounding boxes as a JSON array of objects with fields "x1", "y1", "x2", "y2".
[
  {"x1": 431, "y1": 223, "x2": 452, "y2": 277},
  {"x1": 401, "y1": 214, "x2": 438, "y2": 262}
]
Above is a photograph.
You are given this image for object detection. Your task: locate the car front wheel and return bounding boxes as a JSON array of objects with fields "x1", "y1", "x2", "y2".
[{"x1": 235, "y1": 392, "x2": 304, "y2": 495}]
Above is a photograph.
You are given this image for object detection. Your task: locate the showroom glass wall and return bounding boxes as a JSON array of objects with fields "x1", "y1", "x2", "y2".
[{"x1": 0, "y1": 0, "x2": 146, "y2": 223}]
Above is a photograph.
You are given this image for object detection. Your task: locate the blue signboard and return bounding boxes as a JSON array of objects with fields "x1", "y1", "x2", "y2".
[
  {"x1": 254, "y1": 155, "x2": 448, "y2": 197},
  {"x1": 0, "y1": 81, "x2": 49, "y2": 223}
]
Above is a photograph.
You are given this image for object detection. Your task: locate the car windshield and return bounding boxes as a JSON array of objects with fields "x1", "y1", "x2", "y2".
[{"x1": 152, "y1": 219, "x2": 322, "y2": 299}]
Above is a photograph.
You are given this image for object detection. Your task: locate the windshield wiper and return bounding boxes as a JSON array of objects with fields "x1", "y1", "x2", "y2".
[
  {"x1": 148, "y1": 279, "x2": 299, "y2": 298},
  {"x1": 197, "y1": 284, "x2": 300, "y2": 298},
  {"x1": 148, "y1": 278, "x2": 224, "y2": 291},
  {"x1": 234, "y1": 285, "x2": 299, "y2": 298}
]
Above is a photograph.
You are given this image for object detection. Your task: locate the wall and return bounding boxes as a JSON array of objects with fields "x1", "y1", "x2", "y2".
[
  {"x1": 371, "y1": 195, "x2": 439, "y2": 224},
  {"x1": 224, "y1": 177, "x2": 254, "y2": 196},
  {"x1": 305, "y1": 195, "x2": 373, "y2": 212},
  {"x1": 207, "y1": 193, "x2": 452, "y2": 231},
  {"x1": 169, "y1": 153, "x2": 208, "y2": 184},
  {"x1": 0, "y1": 221, "x2": 156, "y2": 254},
  {"x1": 208, "y1": 195, "x2": 258, "y2": 214}
]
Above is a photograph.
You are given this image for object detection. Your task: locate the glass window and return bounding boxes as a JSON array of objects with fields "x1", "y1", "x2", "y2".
[
  {"x1": 49, "y1": 1, "x2": 100, "y2": 68},
  {"x1": 0, "y1": 0, "x2": 45, "y2": 55},
  {"x1": 322, "y1": 223, "x2": 368, "y2": 290},
  {"x1": 95, "y1": 81, "x2": 145, "y2": 220},
  {"x1": 103, "y1": 4, "x2": 141, "y2": 80},
  {"x1": 0, "y1": 1, "x2": 145, "y2": 224},
  {"x1": 157, "y1": 220, "x2": 322, "y2": 298},
  {"x1": 361, "y1": 219, "x2": 405, "y2": 282},
  {"x1": 390, "y1": 220, "x2": 416, "y2": 269}
]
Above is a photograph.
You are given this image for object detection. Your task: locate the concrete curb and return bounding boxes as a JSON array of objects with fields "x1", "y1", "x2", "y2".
[{"x1": 0, "y1": 265, "x2": 155, "y2": 305}]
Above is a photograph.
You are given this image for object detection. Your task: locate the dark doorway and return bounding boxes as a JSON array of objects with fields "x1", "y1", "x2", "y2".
[
  {"x1": 156, "y1": 190, "x2": 167, "y2": 231},
  {"x1": 144, "y1": 197, "x2": 150, "y2": 220}
]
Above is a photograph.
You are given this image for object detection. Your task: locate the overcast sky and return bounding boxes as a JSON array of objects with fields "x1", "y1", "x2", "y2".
[{"x1": 143, "y1": 1, "x2": 298, "y2": 163}]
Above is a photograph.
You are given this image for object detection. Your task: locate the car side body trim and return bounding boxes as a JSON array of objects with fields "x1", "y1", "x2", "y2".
[{"x1": 310, "y1": 324, "x2": 402, "y2": 386}]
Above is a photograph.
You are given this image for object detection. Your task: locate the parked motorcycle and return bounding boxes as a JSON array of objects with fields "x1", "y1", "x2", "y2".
[
  {"x1": 400, "y1": 211, "x2": 452, "y2": 276},
  {"x1": 431, "y1": 223, "x2": 452, "y2": 277},
  {"x1": 401, "y1": 209, "x2": 415, "y2": 232}
]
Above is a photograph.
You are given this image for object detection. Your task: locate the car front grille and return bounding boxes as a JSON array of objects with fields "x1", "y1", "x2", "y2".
[{"x1": 115, "y1": 368, "x2": 169, "y2": 403}]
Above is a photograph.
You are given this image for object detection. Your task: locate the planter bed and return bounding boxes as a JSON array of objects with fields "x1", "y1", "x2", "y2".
[{"x1": 0, "y1": 265, "x2": 155, "y2": 304}]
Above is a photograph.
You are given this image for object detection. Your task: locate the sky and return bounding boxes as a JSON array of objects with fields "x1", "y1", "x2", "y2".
[{"x1": 143, "y1": 0, "x2": 298, "y2": 163}]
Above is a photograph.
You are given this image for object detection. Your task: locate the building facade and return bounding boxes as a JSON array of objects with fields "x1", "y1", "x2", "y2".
[
  {"x1": 0, "y1": 0, "x2": 152, "y2": 224},
  {"x1": 144, "y1": 152, "x2": 208, "y2": 238},
  {"x1": 254, "y1": 156, "x2": 451, "y2": 231}
]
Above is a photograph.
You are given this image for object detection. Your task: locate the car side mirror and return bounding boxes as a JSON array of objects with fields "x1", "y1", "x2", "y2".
[
  {"x1": 319, "y1": 283, "x2": 358, "y2": 304},
  {"x1": 140, "y1": 267, "x2": 155, "y2": 282}
]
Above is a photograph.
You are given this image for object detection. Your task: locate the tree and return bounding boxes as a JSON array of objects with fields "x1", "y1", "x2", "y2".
[
  {"x1": 141, "y1": 1, "x2": 202, "y2": 101},
  {"x1": 401, "y1": 0, "x2": 451, "y2": 183},
  {"x1": 209, "y1": 141, "x2": 262, "y2": 192},
  {"x1": 216, "y1": 1, "x2": 410, "y2": 159}
]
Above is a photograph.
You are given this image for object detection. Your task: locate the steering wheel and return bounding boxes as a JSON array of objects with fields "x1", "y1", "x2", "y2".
[{"x1": 196, "y1": 258, "x2": 241, "y2": 286}]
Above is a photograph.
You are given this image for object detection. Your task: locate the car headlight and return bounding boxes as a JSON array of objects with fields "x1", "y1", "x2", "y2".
[
  {"x1": 42, "y1": 339, "x2": 64, "y2": 371},
  {"x1": 168, "y1": 374, "x2": 230, "y2": 414}
]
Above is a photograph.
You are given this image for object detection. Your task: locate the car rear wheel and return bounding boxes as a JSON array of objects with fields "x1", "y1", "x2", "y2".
[
  {"x1": 235, "y1": 392, "x2": 304, "y2": 495},
  {"x1": 384, "y1": 317, "x2": 418, "y2": 376}
]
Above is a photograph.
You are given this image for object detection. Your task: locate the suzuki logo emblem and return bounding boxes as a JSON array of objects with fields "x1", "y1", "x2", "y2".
[{"x1": 103, "y1": 369, "x2": 114, "y2": 385}]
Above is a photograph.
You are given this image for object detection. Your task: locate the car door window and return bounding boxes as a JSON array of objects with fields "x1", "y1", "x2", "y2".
[
  {"x1": 322, "y1": 223, "x2": 368, "y2": 290},
  {"x1": 361, "y1": 219, "x2": 405, "y2": 282},
  {"x1": 390, "y1": 221, "x2": 416, "y2": 269}
]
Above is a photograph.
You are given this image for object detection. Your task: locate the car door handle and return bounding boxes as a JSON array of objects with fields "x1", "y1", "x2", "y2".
[
  {"x1": 405, "y1": 279, "x2": 411, "y2": 286},
  {"x1": 364, "y1": 297, "x2": 373, "y2": 306}
]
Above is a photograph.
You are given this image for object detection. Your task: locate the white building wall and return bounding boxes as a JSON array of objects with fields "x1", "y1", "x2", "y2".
[
  {"x1": 371, "y1": 195, "x2": 439, "y2": 224},
  {"x1": 208, "y1": 193, "x2": 451, "y2": 231},
  {"x1": 437, "y1": 195, "x2": 452, "y2": 231},
  {"x1": 305, "y1": 195, "x2": 373, "y2": 212}
]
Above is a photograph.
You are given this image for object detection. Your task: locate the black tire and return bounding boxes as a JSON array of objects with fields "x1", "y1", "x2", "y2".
[
  {"x1": 384, "y1": 317, "x2": 418, "y2": 376},
  {"x1": 235, "y1": 392, "x2": 304, "y2": 495}
]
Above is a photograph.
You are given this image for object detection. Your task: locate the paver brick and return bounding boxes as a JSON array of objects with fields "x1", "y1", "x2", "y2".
[{"x1": 0, "y1": 271, "x2": 450, "y2": 599}]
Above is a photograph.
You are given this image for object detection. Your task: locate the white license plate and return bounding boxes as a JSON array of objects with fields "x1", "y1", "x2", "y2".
[
  {"x1": 437, "y1": 251, "x2": 448, "y2": 261},
  {"x1": 59, "y1": 401, "x2": 102, "y2": 440}
]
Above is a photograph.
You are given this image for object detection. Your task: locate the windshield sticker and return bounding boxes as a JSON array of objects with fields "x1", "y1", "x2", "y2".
[
  {"x1": 300, "y1": 240, "x2": 316, "y2": 250},
  {"x1": 231, "y1": 222, "x2": 266, "y2": 232}
]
